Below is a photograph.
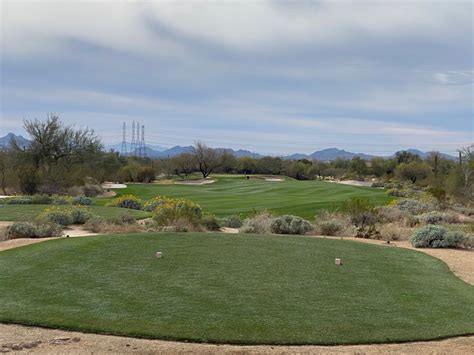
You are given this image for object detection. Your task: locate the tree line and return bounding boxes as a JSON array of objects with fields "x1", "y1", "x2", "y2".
[{"x1": 0, "y1": 116, "x2": 472, "y2": 202}]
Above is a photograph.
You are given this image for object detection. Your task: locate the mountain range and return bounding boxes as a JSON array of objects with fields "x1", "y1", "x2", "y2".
[{"x1": 1, "y1": 132, "x2": 456, "y2": 161}]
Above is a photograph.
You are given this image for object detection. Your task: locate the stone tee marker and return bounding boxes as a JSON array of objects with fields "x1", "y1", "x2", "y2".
[
  {"x1": 335, "y1": 258, "x2": 342, "y2": 265},
  {"x1": 156, "y1": 252, "x2": 163, "y2": 258}
]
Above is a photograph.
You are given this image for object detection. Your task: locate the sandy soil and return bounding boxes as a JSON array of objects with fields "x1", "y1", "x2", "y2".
[
  {"x1": 96, "y1": 190, "x2": 117, "y2": 198},
  {"x1": 0, "y1": 324, "x2": 472, "y2": 354},
  {"x1": 265, "y1": 178, "x2": 284, "y2": 182},
  {"x1": 174, "y1": 179, "x2": 216, "y2": 185},
  {"x1": 101, "y1": 182, "x2": 127, "y2": 189}
]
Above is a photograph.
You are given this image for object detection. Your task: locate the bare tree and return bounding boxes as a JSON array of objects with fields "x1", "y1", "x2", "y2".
[
  {"x1": 193, "y1": 142, "x2": 223, "y2": 178},
  {"x1": 458, "y1": 145, "x2": 473, "y2": 196}
]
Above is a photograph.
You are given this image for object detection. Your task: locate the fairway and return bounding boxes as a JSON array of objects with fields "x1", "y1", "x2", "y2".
[
  {"x1": 0, "y1": 205, "x2": 151, "y2": 222},
  {"x1": 103, "y1": 176, "x2": 392, "y2": 219},
  {"x1": 0, "y1": 233, "x2": 472, "y2": 345}
]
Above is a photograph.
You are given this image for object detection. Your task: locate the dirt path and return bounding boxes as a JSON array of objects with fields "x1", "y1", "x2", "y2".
[{"x1": 0, "y1": 324, "x2": 472, "y2": 354}]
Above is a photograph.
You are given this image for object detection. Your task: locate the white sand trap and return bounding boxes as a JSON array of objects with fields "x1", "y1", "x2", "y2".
[
  {"x1": 221, "y1": 227, "x2": 239, "y2": 234},
  {"x1": 265, "y1": 178, "x2": 284, "y2": 182},
  {"x1": 174, "y1": 179, "x2": 216, "y2": 185},
  {"x1": 0, "y1": 195, "x2": 10, "y2": 199},
  {"x1": 327, "y1": 180, "x2": 373, "y2": 187},
  {"x1": 101, "y1": 182, "x2": 127, "y2": 189}
]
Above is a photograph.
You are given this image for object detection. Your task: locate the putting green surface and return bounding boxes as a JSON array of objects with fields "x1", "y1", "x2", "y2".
[
  {"x1": 0, "y1": 205, "x2": 151, "y2": 222},
  {"x1": 100, "y1": 176, "x2": 393, "y2": 219},
  {"x1": 0, "y1": 233, "x2": 472, "y2": 344}
]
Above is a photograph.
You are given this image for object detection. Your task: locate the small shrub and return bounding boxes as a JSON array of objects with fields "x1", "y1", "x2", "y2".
[
  {"x1": 7, "y1": 221, "x2": 62, "y2": 238},
  {"x1": 37, "y1": 207, "x2": 74, "y2": 226},
  {"x1": 385, "y1": 188, "x2": 408, "y2": 197},
  {"x1": 240, "y1": 211, "x2": 273, "y2": 234},
  {"x1": 371, "y1": 181, "x2": 385, "y2": 188},
  {"x1": 411, "y1": 225, "x2": 467, "y2": 248},
  {"x1": 418, "y1": 211, "x2": 459, "y2": 225},
  {"x1": 270, "y1": 215, "x2": 313, "y2": 235},
  {"x1": 378, "y1": 223, "x2": 412, "y2": 241},
  {"x1": 70, "y1": 207, "x2": 93, "y2": 224},
  {"x1": 31, "y1": 194, "x2": 53, "y2": 204},
  {"x1": 7, "y1": 222, "x2": 38, "y2": 238},
  {"x1": 113, "y1": 213, "x2": 136, "y2": 225},
  {"x1": 52, "y1": 195, "x2": 72, "y2": 205},
  {"x1": 219, "y1": 215, "x2": 242, "y2": 228},
  {"x1": 108, "y1": 195, "x2": 143, "y2": 210},
  {"x1": 404, "y1": 214, "x2": 420, "y2": 227},
  {"x1": 143, "y1": 196, "x2": 173, "y2": 212},
  {"x1": 341, "y1": 197, "x2": 378, "y2": 227},
  {"x1": 376, "y1": 206, "x2": 406, "y2": 223},
  {"x1": 82, "y1": 178, "x2": 103, "y2": 197},
  {"x1": 201, "y1": 214, "x2": 221, "y2": 231},
  {"x1": 428, "y1": 187, "x2": 446, "y2": 201},
  {"x1": 396, "y1": 199, "x2": 434, "y2": 214},
  {"x1": 72, "y1": 195, "x2": 93, "y2": 206},
  {"x1": 33, "y1": 223, "x2": 63, "y2": 238},
  {"x1": 318, "y1": 219, "x2": 343, "y2": 236},
  {"x1": 7, "y1": 197, "x2": 33, "y2": 205},
  {"x1": 84, "y1": 216, "x2": 107, "y2": 233},
  {"x1": 153, "y1": 198, "x2": 202, "y2": 226}
]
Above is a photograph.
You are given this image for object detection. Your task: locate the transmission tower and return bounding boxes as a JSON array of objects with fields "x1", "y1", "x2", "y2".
[
  {"x1": 136, "y1": 121, "x2": 140, "y2": 156},
  {"x1": 120, "y1": 122, "x2": 127, "y2": 155},
  {"x1": 131, "y1": 121, "x2": 136, "y2": 155},
  {"x1": 140, "y1": 125, "x2": 146, "y2": 157}
]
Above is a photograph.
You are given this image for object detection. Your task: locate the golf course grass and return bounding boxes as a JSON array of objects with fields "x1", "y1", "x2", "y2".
[
  {"x1": 98, "y1": 176, "x2": 393, "y2": 219},
  {"x1": 0, "y1": 205, "x2": 151, "y2": 222},
  {"x1": 0, "y1": 233, "x2": 472, "y2": 345}
]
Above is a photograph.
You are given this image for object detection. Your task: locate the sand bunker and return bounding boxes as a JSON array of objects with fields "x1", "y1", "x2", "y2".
[
  {"x1": 265, "y1": 177, "x2": 284, "y2": 182},
  {"x1": 174, "y1": 179, "x2": 216, "y2": 185},
  {"x1": 101, "y1": 183, "x2": 127, "y2": 189},
  {"x1": 327, "y1": 180, "x2": 374, "y2": 187}
]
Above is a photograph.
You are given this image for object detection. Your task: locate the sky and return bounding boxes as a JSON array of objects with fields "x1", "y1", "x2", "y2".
[{"x1": 1, "y1": 0, "x2": 473, "y2": 156}]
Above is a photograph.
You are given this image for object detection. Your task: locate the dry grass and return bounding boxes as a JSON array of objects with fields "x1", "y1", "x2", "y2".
[{"x1": 377, "y1": 223, "x2": 413, "y2": 241}]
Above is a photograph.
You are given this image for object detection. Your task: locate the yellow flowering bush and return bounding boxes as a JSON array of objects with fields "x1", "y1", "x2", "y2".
[
  {"x1": 152, "y1": 197, "x2": 202, "y2": 226},
  {"x1": 108, "y1": 195, "x2": 143, "y2": 210}
]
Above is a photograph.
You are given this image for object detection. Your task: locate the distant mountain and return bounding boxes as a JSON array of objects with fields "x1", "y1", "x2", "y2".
[
  {"x1": 0, "y1": 133, "x2": 31, "y2": 149},
  {"x1": 310, "y1": 148, "x2": 376, "y2": 161}
]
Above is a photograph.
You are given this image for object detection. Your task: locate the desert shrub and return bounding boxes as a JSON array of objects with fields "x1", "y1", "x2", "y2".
[
  {"x1": 7, "y1": 222, "x2": 38, "y2": 238},
  {"x1": 428, "y1": 187, "x2": 446, "y2": 201},
  {"x1": 7, "y1": 221, "x2": 62, "y2": 238},
  {"x1": 6, "y1": 197, "x2": 33, "y2": 205},
  {"x1": 385, "y1": 188, "x2": 408, "y2": 197},
  {"x1": 270, "y1": 215, "x2": 313, "y2": 235},
  {"x1": 201, "y1": 214, "x2": 221, "y2": 231},
  {"x1": 371, "y1": 181, "x2": 385, "y2": 188},
  {"x1": 84, "y1": 216, "x2": 107, "y2": 233},
  {"x1": 341, "y1": 197, "x2": 378, "y2": 227},
  {"x1": 143, "y1": 196, "x2": 174, "y2": 212},
  {"x1": 418, "y1": 211, "x2": 459, "y2": 225},
  {"x1": 240, "y1": 211, "x2": 273, "y2": 234},
  {"x1": 318, "y1": 220, "x2": 343, "y2": 236},
  {"x1": 404, "y1": 214, "x2": 420, "y2": 227},
  {"x1": 219, "y1": 215, "x2": 242, "y2": 228},
  {"x1": 113, "y1": 213, "x2": 136, "y2": 225},
  {"x1": 376, "y1": 206, "x2": 406, "y2": 223},
  {"x1": 52, "y1": 195, "x2": 72, "y2": 205},
  {"x1": 33, "y1": 223, "x2": 63, "y2": 238},
  {"x1": 70, "y1": 207, "x2": 93, "y2": 224},
  {"x1": 451, "y1": 204, "x2": 474, "y2": 217},
  {"x1": 37, "y1": 207, "x2": 74, "y2": 226},
  {"x1": 411, "y1": 225, "x2": 467, "y2": 248},
  {"x1": 82, "y1": 177, "x2": 103, "y2": 197},
  {"x1": 378, "y1": 223, "x2": 412, "y2": 241},
  {"x1": 395, "y1": 199, "x2": 434, "y2": 214},
  {"x1": 31, "y1": 194, "x2": 53, "y2": 204},
  {"x1": 72, "y1": 195, "x2": 92, "y2": 206},
  {"x1": 108, "y1": 195, "x2": 143, "y2": 210},
  {"x1": 153, "y1": 198, "x2": 202, "y2": 226}
]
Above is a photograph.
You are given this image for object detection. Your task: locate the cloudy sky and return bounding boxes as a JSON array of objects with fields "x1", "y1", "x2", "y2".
[{"x1": 1, "y1": 0, "x2": 473, "y2": 155}]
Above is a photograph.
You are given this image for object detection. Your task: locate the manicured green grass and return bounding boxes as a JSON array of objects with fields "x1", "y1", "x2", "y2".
[
  {"x1": 98, "y1": 176, "x2": 393, "y2": 219},
  {"x1": 0, "y1": 205, "x2": 151, "y2": 222},
  {"x1": 0, "y1": 233, "x2": 472, "y2": 344}
]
